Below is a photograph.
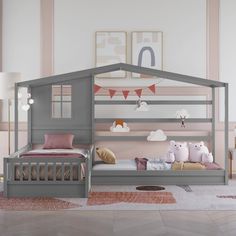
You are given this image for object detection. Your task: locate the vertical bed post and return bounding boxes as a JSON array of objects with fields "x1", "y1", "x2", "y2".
[
  {"x1": 91, "y1": 74, "x2": 94, "y2": 147},
  {"x1": 91, "y1": 74, "x2": 95, "y2": 165},
  {"x1": 225, "y1": 83, "x2": 229, "y2": 184},
  {"x1": 85, "y1": 74, "x2": 94, "y2": 197},
  {"x1": 3, "y1": 158, "x2": 8, "y2": 197},
  {"x1": 14, "y1": 83, "x2": 18, "y2": 152},
  {"x1": 28, "y1": 86, "x2": 32, "y2": 147},
  {"x1": 212, "y1": 87, "x2": 216, "y2": 159}
]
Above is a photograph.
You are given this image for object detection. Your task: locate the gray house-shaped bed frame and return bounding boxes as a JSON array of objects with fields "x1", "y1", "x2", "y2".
[{"x1": 4, "y1": 63, "x2": 229, "y2": 198}]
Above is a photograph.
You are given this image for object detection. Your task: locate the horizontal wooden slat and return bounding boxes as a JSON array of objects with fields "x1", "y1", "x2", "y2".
[
  {"x1": 95, "y1": 100, "x2": 212, "y2": 105},
  {"x1": 92, "y1": 169, "x2": 225, "y2": 177},
  {"x1": 95, "y1": 135, "x2": 210, "y2": 142},
  {"x1": 95, "y1": 118, "x2": 212, "y2": 123}
]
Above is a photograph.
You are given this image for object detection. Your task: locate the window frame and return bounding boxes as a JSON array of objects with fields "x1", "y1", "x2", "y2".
[{"x1": 51, "y1": 84, "x2": 72, "y2": 119}]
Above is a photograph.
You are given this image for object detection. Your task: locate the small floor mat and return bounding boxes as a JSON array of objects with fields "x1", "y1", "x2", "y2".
[
  {"x1": 136, "y1": 186, "x2": 165, "y2": 191},
  {"x1": 0, "y1": 192, "x2": 81, "y2": 211},
  {"x1": 87, "y1": 192, "x2": 176, "y2": 205}
]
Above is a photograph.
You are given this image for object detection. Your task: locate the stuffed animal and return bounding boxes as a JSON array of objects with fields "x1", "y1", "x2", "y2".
[
  {"x1": 189, "y1": 142, "x2": 213, "y2": 163},
  {"x1": 165, "y1": 140, "x2": 189, "y2": 162}
]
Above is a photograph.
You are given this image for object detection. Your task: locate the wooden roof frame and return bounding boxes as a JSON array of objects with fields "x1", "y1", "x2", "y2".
[{"x1": 17, "y1": 63, "x2": 226, "y2": 88}]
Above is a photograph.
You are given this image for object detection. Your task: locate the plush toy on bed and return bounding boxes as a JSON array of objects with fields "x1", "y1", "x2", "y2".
[
  {"x1": 165, "y1": 140, "x2": 189, "y2": 163},
  {"x1": 189, "y1": 141, "x2": 213, "y2": 163}
]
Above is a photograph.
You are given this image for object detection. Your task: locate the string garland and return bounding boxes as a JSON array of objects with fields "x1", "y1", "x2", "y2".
[{"x1": 94, "y1": 80, "x2": 163, "y2": 99}]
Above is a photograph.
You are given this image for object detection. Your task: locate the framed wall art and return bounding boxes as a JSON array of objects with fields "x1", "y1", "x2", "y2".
[
  {"x1": 132, "y1": 31, "x2": 163, "y2": 78},
  {"x1": 95, "y1": 31, "x2": 127, "y2": 78}
]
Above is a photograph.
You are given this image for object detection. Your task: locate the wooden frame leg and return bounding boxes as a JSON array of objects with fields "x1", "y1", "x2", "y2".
[{"x1": 229, "y1": 152, "x2": 232, "y2": 179}]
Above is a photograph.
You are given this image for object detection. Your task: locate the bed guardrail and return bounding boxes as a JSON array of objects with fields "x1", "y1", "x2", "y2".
[{"x1": 4, "y1": 153, "x2": 92, "y2": 198}]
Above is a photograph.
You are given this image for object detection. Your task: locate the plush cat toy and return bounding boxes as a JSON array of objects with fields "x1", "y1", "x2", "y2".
[
  {"x1": 165, "y1": 140, "x2": 189, "y2": 162},
  {"x1": 189, "y1": 142, "x2": 213, "y2": 163}
]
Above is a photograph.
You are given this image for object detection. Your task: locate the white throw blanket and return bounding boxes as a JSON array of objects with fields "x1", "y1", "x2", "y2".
[{"x1": 146, "y1": 159, "x2": 172, "y2": 170}]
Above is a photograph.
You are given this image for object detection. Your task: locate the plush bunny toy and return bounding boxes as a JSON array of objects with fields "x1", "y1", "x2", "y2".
[
  {"x1": 189, "y1": 142, "x2": 213, "y2": 163},
  {"x1": 165, "y1": 140, "x2": 189, "y2": 163}
]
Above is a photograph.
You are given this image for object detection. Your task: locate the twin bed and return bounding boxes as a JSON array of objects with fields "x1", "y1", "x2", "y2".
[
  {"x1": 3, "y1": 63, "x2": 229, "y2": 198},
  {"x1": 4, "y1": 146, "x2": 93, "y2": 197}
]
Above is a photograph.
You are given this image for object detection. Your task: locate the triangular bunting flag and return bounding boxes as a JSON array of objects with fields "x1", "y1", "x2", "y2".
[
  {"x1": 135, "y1": 88, "x2": 142, "y2": 98},
  {"x1": 122, "y1": 90, "x2": 130, "y2": 99},
  {"x1": 109, "y1": 89, "x2": 116, "y2": 98},
  {"x1": 148, "y1": 84, "x2": 156, "y2": 94},
  {"x1": 94, "y1": 84, "x2": 101, "y2": 94}
]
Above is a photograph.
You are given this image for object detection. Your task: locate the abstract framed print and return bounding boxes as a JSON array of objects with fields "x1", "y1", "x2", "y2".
[
  {"x1": 132, "y1": 31, "x2": 163, "y2": 78},
  {"x1": 95, "y1": 31, "x2": 127, "y2": 78}
]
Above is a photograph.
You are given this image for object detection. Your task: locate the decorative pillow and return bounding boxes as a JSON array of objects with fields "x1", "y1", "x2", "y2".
[
  {"x1": 189, "y1": 141, "x2": 210, "y2": 162},
  {"x1": 96, "y1": 147, "x2": 116, "y2": 164},
  {"x1": 168, "y1": 140, "x2": 189, "y2": 162},
  {"x1": 183, "y1": 162, "x2": 206, "y2": 170},
  {"x1": 204, "y1": 162, "x2": 221, "y2": 170},
  {"x1": 171, "y1": 161, "x2": 184, "y2": 170},
  {"x1": 43, "y1": 134, "x2": 74, "y2": 149}
]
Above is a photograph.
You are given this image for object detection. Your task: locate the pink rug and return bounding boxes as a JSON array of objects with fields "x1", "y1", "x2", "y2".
[
  {"x1": 87, "y1": 192, "x2": 176, "y2": 206},
  {"x1": 0, "y1": 192, "x2": 81, "y2": 211}
]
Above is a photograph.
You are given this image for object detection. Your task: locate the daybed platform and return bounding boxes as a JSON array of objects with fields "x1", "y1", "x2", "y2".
[
  {"x1": 92, "y1": 160, "x2": 226, "y2": 185},
  {"x1": 92, "y1": 169, "x2": 226, "y2": 185}
]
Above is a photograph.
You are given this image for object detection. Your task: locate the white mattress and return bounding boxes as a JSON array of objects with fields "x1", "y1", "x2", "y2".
[{"x1": 93, "y1": 160, "x2": 137, "y2": 171}]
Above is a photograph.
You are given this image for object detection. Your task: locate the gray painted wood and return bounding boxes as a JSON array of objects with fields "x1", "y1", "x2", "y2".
[
  {"x1": 18, "y1": 64, "x2": 122, "y2": 87},
  {"x1": 92, "y1": 169, "x2": 224, "y2": 177},
  {"x1": 31, "y1": 77, "x2": 93, "y2": 145},
  {"x1": 3, "y1": 155, "x2": 90, "y2": 198},
  {"x1": 9, "y1": 64, "x2": 229, "y2": 196},
  {"x1": 95, "y1": 100, "x2": 213, "y2": 105},
  {"x1": 28, "y1": 86, "x2": 32, "y2": 145},
  {"x1": 212, "y1": 87, "x2": 216, "y2": 159},
  {"x1": 225, "y1": 84, "x2": 229, "y2": 184},
  {"x1": 95, "y1": 118, "x2": 212, "y2": 123},
  {"x1": 120, "y1": 63, "x2": 225, "y2": 87},
  {"x1": 3, "y1": 158, "x2": 8, "y2": 197},
  {"x1": 95, "y1": 135, "x2": 210, "y2": 142},
  {"x1": 14, "y1": 84, "x2": 18, "y2": 152},
  {"x1": 17, "y1": 63, "x2": 225, "y2": 88},
  {"x1": 6, "y1": 184, "x2": 85, "y2": 198},
  {"x1": 92, "y1": 170, "x2": 226, "y2": 185}
]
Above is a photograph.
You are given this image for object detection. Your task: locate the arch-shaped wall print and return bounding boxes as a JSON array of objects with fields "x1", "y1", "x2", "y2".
[
  {"x1": 132, "y1": 31, "x2": 162, "y2": 78},
  {"x1": 137, "y1": 46, "x2": 156, "y2": 67}
]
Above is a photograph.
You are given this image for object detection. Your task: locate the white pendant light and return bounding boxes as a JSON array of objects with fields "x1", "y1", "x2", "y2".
[{"x1": 28, "y1": 98, "x2": 34, "y2": 104}]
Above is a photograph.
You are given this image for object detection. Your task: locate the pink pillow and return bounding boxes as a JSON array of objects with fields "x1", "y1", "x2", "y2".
[
  {"x1": 43, "y1": 134, "x2": 74, "y2": 149},
  {"x1": 204, "y1": 162, "x2": 221, "y2": 170}
]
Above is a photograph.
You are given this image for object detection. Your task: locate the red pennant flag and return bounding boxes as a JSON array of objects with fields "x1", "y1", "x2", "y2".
[
  {"x1": 109, "y1": 89, "x2": 116, "y2": 98},
  {"x1": 148, "y1": 84, "x2": 156, "y2": 94},
  {"x1": 94, "y1": 84, "x2": 101, "y2": 94},
  {"x1": 122, "y1": 90, "x2": 130, "y2": 99},
  {"x1": 135, "y1": 88, "x2": 142, "y2": 98}
]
